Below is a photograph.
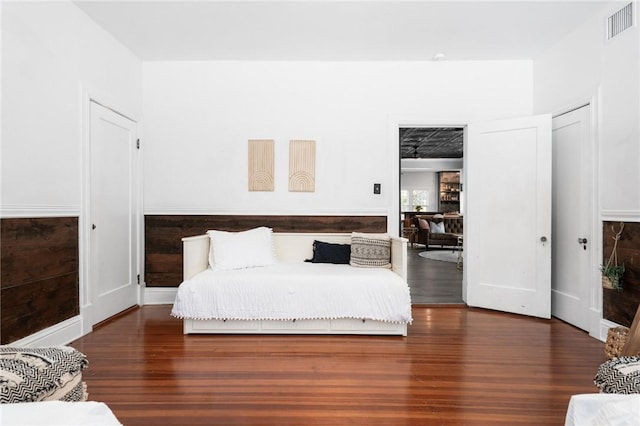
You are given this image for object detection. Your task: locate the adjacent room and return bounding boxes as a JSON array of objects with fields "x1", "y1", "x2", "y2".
[
  {"x1": 400, "y1": 127, "x2": 465, "y2": 304},
  {"x1": 2, "y1": 1, "x2": 639, "y2": 424}
]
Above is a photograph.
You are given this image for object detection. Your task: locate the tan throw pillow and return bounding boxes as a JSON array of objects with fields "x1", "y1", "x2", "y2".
[{"x1": 350, "y1": 232, "x2": 391, "y2": 268}]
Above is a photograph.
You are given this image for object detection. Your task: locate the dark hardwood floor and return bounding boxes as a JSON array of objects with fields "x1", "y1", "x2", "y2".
[
  {"x1": 407, "y1": 246, "x2": 463, "y2": 304},
  {"x1": 71, "y1": 305, "x2": 606, "y2": 425}
]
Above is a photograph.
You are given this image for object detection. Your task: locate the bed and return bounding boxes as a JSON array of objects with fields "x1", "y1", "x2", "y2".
[{"x1": 171, "y1": 230, "x2": 412, "y2": 336}]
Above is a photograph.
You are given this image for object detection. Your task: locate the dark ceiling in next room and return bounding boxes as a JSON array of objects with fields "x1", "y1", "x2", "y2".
[{"x1": 400, "y1": 128, "x2": 464, "y2": 159}]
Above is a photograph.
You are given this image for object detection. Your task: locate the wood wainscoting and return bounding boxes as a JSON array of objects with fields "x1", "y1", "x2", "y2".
[
  {"x1": 1, "y1": 217, "x2": 79, "y2": 344},
  {"x1": 144, "y1": 215, "x2": 387, "y2": 287},
  {"x1": 603, "y1": 220, "x2": 640, "y2": 326}
]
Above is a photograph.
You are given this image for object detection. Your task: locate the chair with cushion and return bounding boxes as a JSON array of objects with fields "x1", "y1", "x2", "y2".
[{"x1": 413, "y1": 214, "x2": 463, "y2": 249}]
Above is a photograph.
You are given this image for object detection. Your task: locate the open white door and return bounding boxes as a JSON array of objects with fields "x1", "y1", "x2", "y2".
[
  {"x1": 466, "y1": 115, "x2": 552, "y2": 318},
  {"x1": 89, "y1": 101, "x2": 139, "y2": 325},
  {"x1": 551, "y1": 105, "x2": 592, "y2": 330}
]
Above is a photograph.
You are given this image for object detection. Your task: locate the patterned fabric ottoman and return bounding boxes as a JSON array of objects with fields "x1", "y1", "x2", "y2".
[
  {"x1": 0, "y1": 346, "x2": 88, "y2": 403},
  {"x1": 594, "y1": 356, "x2": 640, "y2": 394}
]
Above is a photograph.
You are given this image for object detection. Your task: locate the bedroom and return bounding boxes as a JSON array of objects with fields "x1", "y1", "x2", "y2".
[{"x1": 1, "y1": 0, "x2": 639, "y2": 423}]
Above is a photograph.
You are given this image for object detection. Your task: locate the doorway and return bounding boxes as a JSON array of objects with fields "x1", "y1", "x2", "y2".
[{"x1": 399, "y1": 127, "x2": 464, "y2": 304}]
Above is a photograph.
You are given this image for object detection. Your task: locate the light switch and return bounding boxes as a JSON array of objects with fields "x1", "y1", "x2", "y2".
[{"x1": 373, "y1": 183, "x2": 381, "y2": 194}]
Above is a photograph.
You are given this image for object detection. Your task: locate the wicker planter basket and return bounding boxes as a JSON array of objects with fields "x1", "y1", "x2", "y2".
[
  {"x1": 605, "y1": 326, "x2": 629, "y2": 359},
  {"x1": 602, "y1": 276, "x2": 615, "y2": 289}
]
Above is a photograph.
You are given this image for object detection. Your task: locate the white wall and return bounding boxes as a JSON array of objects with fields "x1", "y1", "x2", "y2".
[
  {"x1": 533, "y1": 1, "x2": 639, "y2": 339},
  {"x1": 143, "y1": 61, "x2": 532, "y2": 216},
  {"x1": 1, "y1": 1, "x2": 142, "y2": 213},
  {"x1": 533, "y1": 2, "x2": 640, "y2": 216}
]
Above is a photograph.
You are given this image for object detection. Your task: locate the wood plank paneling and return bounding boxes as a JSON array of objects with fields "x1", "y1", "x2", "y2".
[
  {"x1": 603, "y1": 221, "x2": 640, "y2": 326},
  {"x1": 145, "y1": 215, "x2": 387, "y2": 287},
  {"x1": 1, "y1": 217, "x2": 78, "y2": 288},
  {"x1": 71, "y1": 305, "x2": 606, "y2": 426},
  {"x1": 1, "y1": 217, "x2": 79, "y2": 344},
  {"x1": 1, "y1": 274, "x2": 79, "y2": 343}
]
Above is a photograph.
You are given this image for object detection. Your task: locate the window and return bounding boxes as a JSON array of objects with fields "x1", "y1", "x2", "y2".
[
  {"x1": 412, "y1": 190, "x2": 429, "y2": 211},
  {"x1": 401, "y1": 190, "x2": 410, "y2": 211},
  {"x1": 401, "y1": 189, "x2": 429, "y2": 211}
]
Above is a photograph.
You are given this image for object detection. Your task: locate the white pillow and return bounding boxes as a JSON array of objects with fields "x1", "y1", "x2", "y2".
[
  {"x1": 207, "y1": 227, "x2": 276, "y2": 271},
  {"x1": 430, "y1": 221, "x2": 445, "y2": 234}
]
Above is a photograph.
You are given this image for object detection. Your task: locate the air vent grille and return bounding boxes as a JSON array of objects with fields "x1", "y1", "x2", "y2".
[{"x1": 608, "y1": 2, "x2": 634, "y2": 39}]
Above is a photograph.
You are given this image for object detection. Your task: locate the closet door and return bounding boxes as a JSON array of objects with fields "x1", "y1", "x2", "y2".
[
  {"x1": 551, "y1": 105, "x2": 593, "y2": 331},
  {"x1": 89, "y1": 101, "x2": 139, "y2": 325}
]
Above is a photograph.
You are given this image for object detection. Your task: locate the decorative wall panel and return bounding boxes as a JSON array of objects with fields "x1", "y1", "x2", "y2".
[
  {"x1": 289, "y1": 140, "x2": 316, "y2": 192},
  {"x1": 603, "y1": 221, "x2": 640, "y2": 326},
  {"x1": 145, "y1": 214, "x2": 387, "y2": 287},
  {"x1": 248, "y1": 139, "x2": 275, "y2": 191},
  {"x1": 1, "y1": 217, "x2": 79, "y2": 344}
]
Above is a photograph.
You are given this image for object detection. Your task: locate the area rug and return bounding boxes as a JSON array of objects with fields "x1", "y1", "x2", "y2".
[{"x1": 418, "y1": 251, "x2": 460, "y2": 263}]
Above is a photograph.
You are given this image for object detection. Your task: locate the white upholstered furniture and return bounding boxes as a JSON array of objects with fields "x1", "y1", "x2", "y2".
[
  {"x1": 565, "y1": 394, "x2": 640, "y2": 426},
  {"x1": 0, "y1": 401, "x2": 122, "y2": 426},
  {"x1": 174, "y1": 232, "x2": 410, "y2": 336}
]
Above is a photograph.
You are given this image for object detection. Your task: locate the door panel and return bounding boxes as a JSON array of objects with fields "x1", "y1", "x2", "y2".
[
  {"x1": 466, "y1": 115, "x2": 552, "y2": 318},
  {"x1": 551, "y1": 106, "x2": 591, "y2": 330},
  {"x1": 90, "y1": 101, "x2": 138, "y2": 325}
]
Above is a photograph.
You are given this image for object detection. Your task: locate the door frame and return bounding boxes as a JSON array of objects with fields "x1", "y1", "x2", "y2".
[
  {"x1": 388, "y1": 116, "x2": 469, "y2": 301},
  {"x1": 80, "y1": 84, "x2": 143, "y2": 336},
  {"x1": 551, "y1": 94, "x2": 602, "y2": 339}
]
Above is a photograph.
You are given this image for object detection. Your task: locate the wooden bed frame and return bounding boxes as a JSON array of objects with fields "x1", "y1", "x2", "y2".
[{"x1": 181, "y1": 232, "x2": 409, "y2": 336}]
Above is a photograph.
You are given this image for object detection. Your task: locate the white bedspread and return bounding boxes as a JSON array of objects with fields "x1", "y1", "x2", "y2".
[
  {"x1": 171, "y1": 262, "x2": 412, "y2": 324},
  {"x1": 0, "y1": 401, "x2": 122, "y2": 425},
  {"x1": 565, "y1": 394, "x2": 640, "y2": 426}
]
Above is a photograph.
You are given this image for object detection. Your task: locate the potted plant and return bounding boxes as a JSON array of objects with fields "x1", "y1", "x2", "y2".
[
  {"x1": 415, "y1": 205, "x2": 423, "y2": 212},
  {"x1": 601, "y1": 263, "x2": 625, "y2": 291},
  {"x1": 602, "y1": 222, "x2": 625, "y2": 291}
]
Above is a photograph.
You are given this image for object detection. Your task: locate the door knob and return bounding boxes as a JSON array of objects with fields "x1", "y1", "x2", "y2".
[
  {"x1": 578, "y1": 237, "x2": 588, "y2": 250},
  {"x1": 92, "y1": 224, "x2": 96, "y2": 230},
  {"x1": 540, "y1": 236, "x2": 547, "y2": 242}
]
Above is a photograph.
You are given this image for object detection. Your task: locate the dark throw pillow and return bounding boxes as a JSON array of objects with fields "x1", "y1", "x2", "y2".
[{"x1": 306, "y1": 240, "x2": 351, "y2": 264}]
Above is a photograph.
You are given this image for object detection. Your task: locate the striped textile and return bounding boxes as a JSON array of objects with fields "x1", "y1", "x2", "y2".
[{"x1": 0, "y1": 346, "x2": 88, "y2": 403}]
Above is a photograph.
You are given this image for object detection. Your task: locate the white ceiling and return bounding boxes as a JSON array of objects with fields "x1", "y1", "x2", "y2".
[{"x1": 73, "y1": 0, "x2": 611, "y2": 61}]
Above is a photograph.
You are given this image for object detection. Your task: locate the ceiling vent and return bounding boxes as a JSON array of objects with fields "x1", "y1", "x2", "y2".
[{"x1": 607, "y1": 2, "x2": 634, "y2": 40}]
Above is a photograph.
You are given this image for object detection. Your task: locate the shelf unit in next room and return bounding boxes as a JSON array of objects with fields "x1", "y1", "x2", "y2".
[{"x1": 439, "y1": 171, "x2": 461, "y2": 213}]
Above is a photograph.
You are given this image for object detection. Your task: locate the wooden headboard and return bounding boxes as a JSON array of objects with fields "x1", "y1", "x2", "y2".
[{"x1": 146, "y1": 214, "x2": 388, "y2": 287}]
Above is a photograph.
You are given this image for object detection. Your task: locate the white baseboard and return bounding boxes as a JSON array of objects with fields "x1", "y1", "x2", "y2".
[
  {"x1": 10, "y1": 316, "x2": 84, "y2": 347},
  {"x1": 600, "y1": 318, "x2": 624, "y2": 342},
  {"x1": 144, "y1": 287, "x2": 177, "y2": 305}
]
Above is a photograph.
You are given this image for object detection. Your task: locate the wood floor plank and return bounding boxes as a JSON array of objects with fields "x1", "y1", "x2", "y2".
[
  {"x1": 407, "y1": 247, "x2": 463, "y2": 304},
  {"x1": 71, "y1": 305, "x2": 605, "y2": 425}
]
